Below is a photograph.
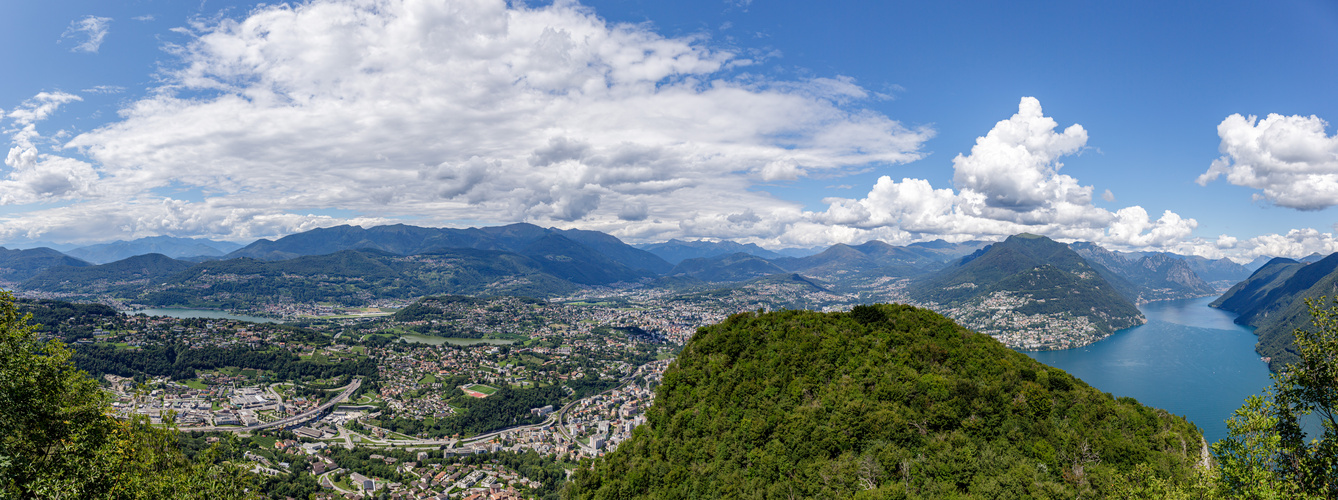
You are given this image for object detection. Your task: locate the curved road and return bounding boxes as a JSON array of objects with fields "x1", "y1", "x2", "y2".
[{"x1": 186, "y1": 378, "x2": 362, "y2": 433}]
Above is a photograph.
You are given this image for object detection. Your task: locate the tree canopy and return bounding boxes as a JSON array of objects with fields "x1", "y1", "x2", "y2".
[
  {"x1": 1214, "y1": 296, "x2": 1338, "y2": 498},
  {"x1": 0, "y1": 291, "x2": 258, "y2": 499},
  {"x1": 568, "y1": 304, "x2": 1205, "y2": 499}
]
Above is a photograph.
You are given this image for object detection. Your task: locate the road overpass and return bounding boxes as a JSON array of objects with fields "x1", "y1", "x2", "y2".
[{"x1": 185, "y1": 378, "x2": 362, "y2": 433}]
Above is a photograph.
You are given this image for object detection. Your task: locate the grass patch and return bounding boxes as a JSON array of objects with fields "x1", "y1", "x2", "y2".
[
  {"x1": 655, "y1": 352, "x2": 676, "y2": 361},
  {"x1": 418, "y1": 374, "x2": 437, "y2": 385},
  {"x1": 469, "y1": 384, "x2": 498, "y2": 395},
  {"x1": 251, "y1": 435, "x2": 278, "y2": 449},
  {"x1": 182, "y1": 379, "x2": 208, "y2": 390},
  {"x1": 334, "y1": 476, "x2": 355, "y2": 492}
]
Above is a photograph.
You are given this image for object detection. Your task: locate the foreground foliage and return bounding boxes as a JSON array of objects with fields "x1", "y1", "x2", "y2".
[
  {"x1": 1213, "y1": 297, "x2": 1338, "y2": 499},
  {"x1": 0, "y1": 291, "x2": 258, "y2": 499},
  {"x1": 569, "y1": 304, "x2": 1205, "y2": 499}
]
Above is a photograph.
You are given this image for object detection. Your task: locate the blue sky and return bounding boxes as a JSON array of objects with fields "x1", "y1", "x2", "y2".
[{"x1": 2, "y1": 0, "x2": 1336, "y2": 261}]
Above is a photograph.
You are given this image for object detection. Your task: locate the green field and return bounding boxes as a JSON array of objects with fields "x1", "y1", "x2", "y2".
[
  {"x1": 182, "y1": 379, "x2": 208, "y2": 390},
  {"x1": 251, "y1": 435, "x2": 278, "y2": 449},
  {"x1": 468, "y1": 384, "x2": 498, "y2": 395},
  {"x1": 418, "y1": 374, "x2": 437, "y2": 385}
]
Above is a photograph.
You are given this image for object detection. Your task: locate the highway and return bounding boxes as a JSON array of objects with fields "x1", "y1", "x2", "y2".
[{"x1": 185, "y1": 378, "x2": 362, "y2": 433}]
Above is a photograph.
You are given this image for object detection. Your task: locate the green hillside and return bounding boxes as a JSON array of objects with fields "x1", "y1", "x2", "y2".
[
  {"x1": 1210, "y1": 254, "x2": 1338, "y2": 370},
  {"x1": 22, "y1": 253, "x2": 192, "y2": 294},
  {"x1": 774, "y1": 241, "x2": 942, "y2": 281},
  {"x1": 570, "y1": 305, "x2": 1204, "y2": 498},
  {"x1": 668, "y1": 252, "x2": 788, "y2": 282},
  {"x1": 909, "y1": 234, "x2": 1143, "y2": 337},
  {"x1": 23, "y1": 248, "x2": 582, "y2": 309},
  {"x1": 391, "y1": 295, "x2": 549, "y2": 338},
  {"x1": 0, "y1": 247, "x2": 89, "y2": 283}
]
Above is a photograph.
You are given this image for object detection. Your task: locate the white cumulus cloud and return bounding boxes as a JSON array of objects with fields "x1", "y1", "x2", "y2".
[
  {"x1": 1235, "y1": 228, "x2": 1338, "y2": 260},
  {"x1": 952, "y1": 96, "x2": 1089, "y2": 210},
  {"x1": 3, "y1": 92, "x2": 99, "y2": 205},
  {"x1": 806, "y1": 97, "x2": 1195, "y2": 251},
  {"x1": 1197, "y1": 113, "x2": 1338, "y2": 210}
]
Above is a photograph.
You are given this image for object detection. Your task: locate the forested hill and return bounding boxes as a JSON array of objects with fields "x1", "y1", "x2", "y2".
[
  {"x1": 21, "y1": 248, "x2": 583, "y2": 308},
  {"x1": 0, "y1": 246, "x2": 89, "y2": 283},
  {"x1": 570, "y1": 304, "x2": 1204, "y2": 498},
  {"x1": 223, "y1": 222, "x2": 671, "y2": 277},
  {"x1": 908, "y1": 234, "x2": 1143, "y2": 337},
  {"x1": 23, "y1": 253, "x2": 193, "y2": 293},
  {"x1": 1210, "y1": 252, "x2": 1338, "y2": 370}
]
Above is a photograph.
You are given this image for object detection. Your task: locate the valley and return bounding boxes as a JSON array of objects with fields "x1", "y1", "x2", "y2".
[{"x1": 6, "y1": 223, "x2": 1325, "y2": 499}]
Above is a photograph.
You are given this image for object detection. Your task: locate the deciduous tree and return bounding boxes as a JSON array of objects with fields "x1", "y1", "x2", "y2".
[{"x1": 0, "y1": 291, "x2": 259, "y2": 498}]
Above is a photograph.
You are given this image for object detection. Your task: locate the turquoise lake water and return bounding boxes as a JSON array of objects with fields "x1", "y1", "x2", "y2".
[
  {"x1": 1024, "y1": 296, "x2": 1273, "y2": 444},
  {"x1": 132, "y1": 308, "x2": 280, "y2": 324}
]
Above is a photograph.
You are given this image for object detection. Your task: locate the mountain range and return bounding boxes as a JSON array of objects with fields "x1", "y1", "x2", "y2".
[
  {"x1": 2, "y1": 223, "x2": 1262, "y2": 348},
  {"x1": 1068, "y1": 242, "x2": 1218, "y2": 302},
  {"x1": 223, "y1": 223, "x2": 671, "y2": 275},
  {"x1": 636, "y1": 239, "x2": 789, "y2": 264},
  {"x1": 65, "y1": 236, "x2": 245, "y2": 264}
]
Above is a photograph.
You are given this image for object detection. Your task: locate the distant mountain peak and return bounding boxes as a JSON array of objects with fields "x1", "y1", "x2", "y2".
[
  {"x1": 65, "y1": 236, "x2": 244, "y2": 264},
  {"x1": 909, "y1": 233, "x2": 1144, "y2": 346}
]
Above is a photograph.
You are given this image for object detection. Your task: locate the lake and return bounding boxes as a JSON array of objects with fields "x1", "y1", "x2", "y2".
[
  {"x1": 399, "y1": 334, "x2": 517, "y2": 346},
  {"x1": 131, "y1": 308, "x2": 281, "y2": 324},
  {"x1": 1024, "y1": 296, "x2": 1273, "y2": 444}
]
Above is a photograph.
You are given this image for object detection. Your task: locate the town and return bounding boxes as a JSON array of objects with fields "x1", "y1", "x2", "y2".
[{"x1": 23, "y1": 287, "x2": 816, "y2": 499}]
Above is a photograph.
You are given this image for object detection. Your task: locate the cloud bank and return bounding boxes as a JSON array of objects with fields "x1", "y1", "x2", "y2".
[
  {"x1": 0, "y1": 0, "x2": 1330, "y2": 262},
  {"x1": 22, "y1": 0, "x2": 928, "y2": 244}
]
